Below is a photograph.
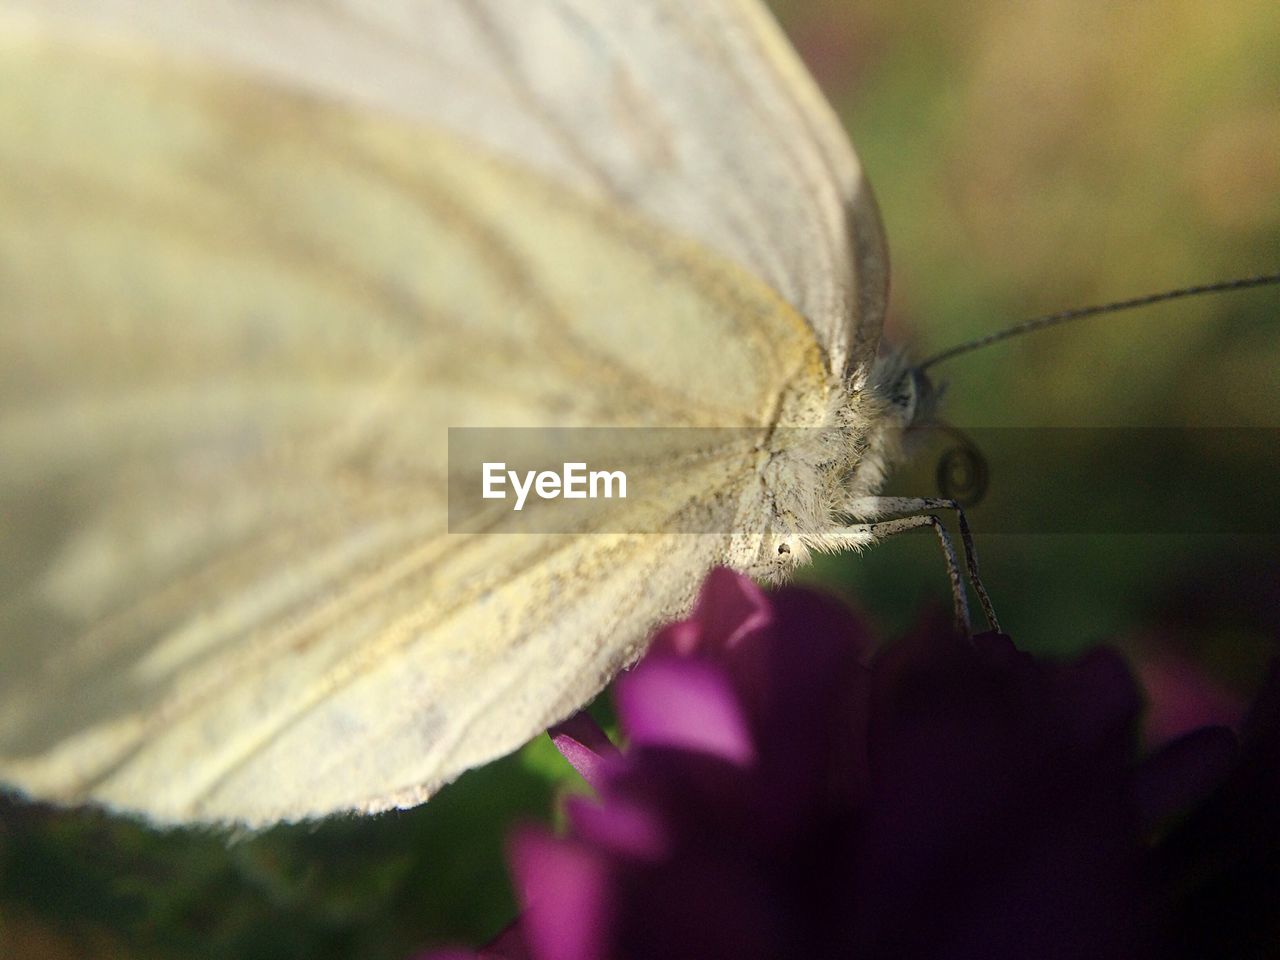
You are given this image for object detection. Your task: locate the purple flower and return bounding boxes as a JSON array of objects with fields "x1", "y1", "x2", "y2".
[
  {"x1": 1136, "y1": 652, "x2": 1244, "y2": 747},
  {"x1": 430, "y1": 569, "x2": 1277, "y2": 960},
  {"x1": 1147, "y1": 662, "x2": 1280, "y2": 959}
]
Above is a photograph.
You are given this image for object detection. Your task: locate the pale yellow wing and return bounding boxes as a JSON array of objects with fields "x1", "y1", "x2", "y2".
[
  {"x1": 0, "y1": 0, "x2": 887, "y2": 382},
  {"x1": 0, "y1": 30, "x2": 832, "y2": 823}
]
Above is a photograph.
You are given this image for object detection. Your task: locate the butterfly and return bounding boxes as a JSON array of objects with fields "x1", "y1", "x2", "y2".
[{"x1": 0, "y1": 0, "x2": 987, "y2": 825}]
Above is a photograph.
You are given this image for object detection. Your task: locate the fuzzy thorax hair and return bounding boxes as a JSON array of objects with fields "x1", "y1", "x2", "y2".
[{"x1": 749, "y1": 351, "x2": 923, "y2": 581}]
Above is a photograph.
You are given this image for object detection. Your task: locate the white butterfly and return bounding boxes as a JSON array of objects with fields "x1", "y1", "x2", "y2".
[{"x1": 0, "y1": 0, "x2": 984, "y2": 825}]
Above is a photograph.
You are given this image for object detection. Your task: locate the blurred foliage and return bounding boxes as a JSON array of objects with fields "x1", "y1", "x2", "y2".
[
  {"x1": 3, "y1": 2, "x2": 1278, "y2": 957},
  {"x1": 775, "y1": 0, "x2": 1280, "y2": 664},
  {"x1": 2, "y1": 745, "x2": 567, "y2": 959}
]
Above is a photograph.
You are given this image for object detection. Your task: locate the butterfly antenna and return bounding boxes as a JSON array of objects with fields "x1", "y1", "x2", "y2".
[{"x1": 916, "y1": 271, "x2": 1280, "y2": 372}]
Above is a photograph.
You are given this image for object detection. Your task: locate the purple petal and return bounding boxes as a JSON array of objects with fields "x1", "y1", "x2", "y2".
[
  {"x1": 1051, "y1": 646, "x2": 1144, "y2": 756},
  {"x1": 616, "y1": 657, "x2": 755, "y2": 767},
  {"x1": 1147, "y1": 661, "x2": 1280, "y2": 958},
  {"x1": 649, "y1": 567, "x2": 771, "y2": 658},
  {"x1": 1137, "y1": 653, "x2": 1244, "y2": 747},
  {"x1": 1133, "y1": 725, "x2": 1238, "y2": 832},
  {"x1": 482, "y1": 922, "x2": 534, "y2": 960},
  {"x1": 565, "y1": 794, "x2": 670, "y2": 861},
  {"x1": 549, "y1": 711, "x2": 620, "y2": 792},
  {"x1": 510, "y1": 829, "x2": 612, "y2": 960}
]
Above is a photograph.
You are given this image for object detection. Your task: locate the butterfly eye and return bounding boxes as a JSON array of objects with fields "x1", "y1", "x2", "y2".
[
  {"x1": 777, "y1": 542, "x2": 791, "y2": 556},
  {"x1": 888, "y1": 371, "x2": 918, "y2": 423}
]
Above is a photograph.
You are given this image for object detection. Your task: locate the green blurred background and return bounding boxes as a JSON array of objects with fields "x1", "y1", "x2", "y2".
[{"x1": 3, "y1": 1, "x2": 1278, "y2": 956}]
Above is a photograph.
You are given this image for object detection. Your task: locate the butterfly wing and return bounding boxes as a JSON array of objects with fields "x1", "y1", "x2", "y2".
[
  {"x1": 0, "y1": 0, "x2": 885, "y2": 824},
  {"x1": 0, "y1": 31, "x2": 836, "y2": 823},
  {"x1": 1, "y1": 0, "x2": 887, "y2": 380}
]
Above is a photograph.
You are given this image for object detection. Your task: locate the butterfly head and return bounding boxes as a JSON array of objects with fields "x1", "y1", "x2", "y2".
[{"x1": 751, "y1": 355, "x2": 940, "y2": 582}]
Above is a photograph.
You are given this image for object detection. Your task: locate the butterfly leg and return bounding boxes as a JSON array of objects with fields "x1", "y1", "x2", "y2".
[
  {"x1": 847, "y1": 496, "x2": 1001, "y2": 633},
  {"x1": 838, "y1": 513, "x2": 971, "y2": 635}
]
